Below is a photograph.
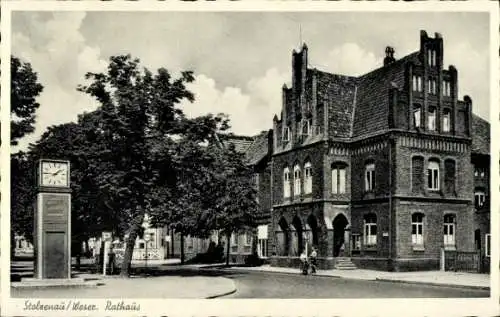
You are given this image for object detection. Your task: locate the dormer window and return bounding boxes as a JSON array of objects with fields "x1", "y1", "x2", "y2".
[
  {"x1": 412, "y1": 75, "x2": 423, "y2": 92},
  {"x1": 427, "y1": 49, "x2": 437, "y2": 67},
  {"x1": 443, "y1": 80, "x2": 451, "y2": 97}
]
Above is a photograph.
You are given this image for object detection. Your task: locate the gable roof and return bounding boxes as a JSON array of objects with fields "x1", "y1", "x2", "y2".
[
  {"x1": 352, "y1": 52, "x2": 420, "y2": 138},
  {"x1": 245, "y1": 130, "x2": 271, "y2": 165},
  {"x1": 471, "y1": 114, "x2": 490, "y2": 155}
]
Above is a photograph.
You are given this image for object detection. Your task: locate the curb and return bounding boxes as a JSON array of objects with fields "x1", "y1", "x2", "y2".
[
  {"x1": 205, "y1": 279, "x2": 238, "y2": 299},
  {"x1": 217, "y1": 267, "x2": 489, "y2": 290},
  {"x1": 374, "y1": 278, "x2": 490, "y2": 291},
  {"x1": 206, "y1": 288, "x2": 237, "y2": 299}
]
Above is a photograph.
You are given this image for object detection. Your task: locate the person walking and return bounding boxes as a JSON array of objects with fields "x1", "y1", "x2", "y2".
[
  {"x1": 300, "y1": 250, "x2": 309, "y2": 275},
  {"x1": 310, "y1": 247, "x2": 317, "y2": 274}
]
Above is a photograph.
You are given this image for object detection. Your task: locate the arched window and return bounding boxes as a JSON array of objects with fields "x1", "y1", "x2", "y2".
[
  {"x1": 411, "y1": 213, "x2": 424, "y2": 246},
  {"x1": 293, "y1": 164, "x2": 301, "y2": 196},
  {"x1": 283, "y1": 167, "x2": 291, "y2": 198},
  {"x1": 443, "y1": 214, "x2": 456, "y2": 248},
  {"x1": 411, "y1": 156, "x2": 424, "y2": 193},
  {"x1": 365, "y1": 162, "x2": 375, "y2": 192},
  {"x1": 428, "y1": 106, "x2": 436, "y2": 131},
  {"x1": 364, "y1": 214, "x2": 377, "y2": 246},
  {"x1": 442, "y1": 108, "x2": 451, "y2": 132},
  {"x1": 304, "y1": 162, "x2": 312, "y2": 194},
  {"x1": 427, "y1": 160, "x2": 440, "y2": 190},
  {"x1": 413, "y1": 104, "x2": 422, "y2": 128},
  {"x1": 332, "y1": 163, "x2": 347, "y2": 194},
  {"x1": 444, "y1": 159, "x2": 456, "y2": 194}
]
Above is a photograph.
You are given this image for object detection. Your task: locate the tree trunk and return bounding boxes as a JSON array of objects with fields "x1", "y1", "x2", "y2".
[
  {"x1": 252, "y1": 227, "x2": 258, "y2": 256},
  {"x1": 120, "y1": 214, "x2": 144, "y2": 277},
  {"x1": 180, "y1": 233, "x2": 185, "y2": 264},
  {"x1": 225, "y1": 232, "x2": 231, "y2": 266}
]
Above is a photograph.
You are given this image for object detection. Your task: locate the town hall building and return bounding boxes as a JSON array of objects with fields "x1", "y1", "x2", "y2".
[{"x1": 267, "y1": 30, "x2": 491, "y2": 271}]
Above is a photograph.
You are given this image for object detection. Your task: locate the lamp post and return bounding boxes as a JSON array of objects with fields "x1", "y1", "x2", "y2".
[{"x1": 144, "y1": 232, "x2": 151, "y2": 271}]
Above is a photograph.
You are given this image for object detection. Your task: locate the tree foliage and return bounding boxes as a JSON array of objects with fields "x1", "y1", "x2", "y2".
[{"x1": 11, "y1": 56, "x2": 44, "y2": 146}]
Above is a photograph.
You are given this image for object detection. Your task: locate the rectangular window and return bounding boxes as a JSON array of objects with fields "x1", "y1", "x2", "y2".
[
  {"x1": 428, "y1": 49, "x2": 437, "y2": 67},
  {"x1": 413, "y1": 105, "x2": 421, "y2": 128},
  {"x1": 412, "y1": 75, "x2": 423, "y2": 92},
  {"x1": 443, "y1": 80, "x2": 451, "y2": 97},
  {"x1": 231, "y1": 233, "x2": 238, "y2": 246},
  {"x1": 428, "y1": 107, "x2": 436, "y2": 131},
  {"x1": 365, "y1": 163, "x2": 375, "y2": 191},
  {"x1": 283, "y1": 169, "x2": 291, "y2": 198},
  {"x1": 442, "y1": 109, "x2": 450, "y2": 132},
  {"x1": 283, "y1": 126, "x2": 290, "y2": 142},
  {"x1": 338, "y1": 168, "x2": 346, "y2": 194},
  {"x1": 427, "y1": 79, "x2": 436, "y2": 94},
  {"x1": 411, "y1": 222, "x2": 424, "y2": 245},
  {"x1": 485, "y1": 234, "x2": 491, "y2": 257},
  {"x1": 332, "y1": 166, "x2": 346, "y2": 194},
  {"x1": 443, "y1": 215, "x2": 455, "y2": 248},
  {"x1": 428, "y1": 161, "x2": 440, "y2": 190},
  {"x1": 364, "y1": 223, "x2": 377, "y2": 246},
  {"x1": 294, "y1": 167, "x2": 301, "y2": 196},
  {"x1": 304, "y1": 163, "x2": 312, "y2": 194}
]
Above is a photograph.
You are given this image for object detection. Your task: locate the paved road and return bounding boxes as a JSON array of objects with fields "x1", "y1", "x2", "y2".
[{"x1": 222, "y1": 270, "x2": 489, "y2": 298}]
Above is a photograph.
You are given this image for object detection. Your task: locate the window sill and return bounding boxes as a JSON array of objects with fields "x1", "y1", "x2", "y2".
[
  {"x1": 412, "y1": 245, "x2": 425, "y2": 251},
  {"x1": 364, "y1": 245, "x2": 377, "y2": 251},
  {"x1": 444, "y1": 245, "x2": 456, "y2": 251}
]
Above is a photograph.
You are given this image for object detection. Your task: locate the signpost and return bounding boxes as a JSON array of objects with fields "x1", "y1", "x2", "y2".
[
  {"x1": 102, "y1": 232, "x2": 112, "y2": 276},
  {"x1": 34, "y1": 159, "x2": 72, "y2": 280}
]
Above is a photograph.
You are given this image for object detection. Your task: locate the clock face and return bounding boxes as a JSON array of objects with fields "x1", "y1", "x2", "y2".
[{"x1": 41, "y1": 161, "x2": 69, "y2": 187}]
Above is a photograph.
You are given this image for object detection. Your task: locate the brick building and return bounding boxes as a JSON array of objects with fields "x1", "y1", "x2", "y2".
[{"x1": 268, "y1": 30, "x2": 491, "y2": 271}]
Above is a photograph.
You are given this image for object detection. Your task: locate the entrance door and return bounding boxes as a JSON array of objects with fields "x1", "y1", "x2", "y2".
[
  {"x1": 332, "y1": 214, "x2": 349, "y2": 257},
  {"x1": 474, "y1": 229, "x2": 481, "y2": 251},
  {"x1": 43, "y1": 231, "x2": 67, "y2": 278}
]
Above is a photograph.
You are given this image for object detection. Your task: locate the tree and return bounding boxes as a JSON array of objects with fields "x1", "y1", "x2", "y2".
[
  {"x1": 77, "y1": 55, "x2": 195, "y2": 277},
  {"x1": 11, "y1": 56, "x2": 44, "y2": 146},
  {"x1": 207, "y1": 142, "x2": 258, "y2": 266}
]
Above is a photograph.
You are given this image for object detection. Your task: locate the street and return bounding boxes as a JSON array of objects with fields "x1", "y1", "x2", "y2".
[
  {"x1": 10, "y1": 260, "x2": 489, "y2": 299},
  {"x1": 222, "y1": 270, "x2": 489, "y2": 298}
]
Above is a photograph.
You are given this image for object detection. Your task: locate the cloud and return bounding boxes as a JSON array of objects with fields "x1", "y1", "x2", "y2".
[
  {"x1": 12, "y1": 12, "x2": 107, "y2": 151},
  {"x1": 181, "y1": 68, "x2": 289, "y2": 136},
  {"x1": 322, "y1": 43, "x2": 379, "y2": 76}
]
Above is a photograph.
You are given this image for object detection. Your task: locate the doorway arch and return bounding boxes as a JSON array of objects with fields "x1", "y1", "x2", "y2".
[
  {"x1": 332, "y1": 214, "x2": 349, "y2": 257},
  {"x1": 278, "y1": 217, "x2": 290, "y2": 256}
]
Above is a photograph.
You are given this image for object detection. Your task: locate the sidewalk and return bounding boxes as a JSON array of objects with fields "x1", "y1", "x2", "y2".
[
  {"x1": 11, "y1": 265, "x2": 236, "y2": 299},
  {"x1": 223, "y1": 265, "x2": 490, "y2": 290}
]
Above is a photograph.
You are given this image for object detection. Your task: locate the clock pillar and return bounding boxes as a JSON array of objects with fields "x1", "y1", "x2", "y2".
[{"x1": 34, "y1": 160, "x2": 72, "y2": 279}]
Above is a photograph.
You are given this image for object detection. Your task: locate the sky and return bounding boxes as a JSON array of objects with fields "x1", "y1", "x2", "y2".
[{"x1": 11, "y1": 11, "x2": 491, "y2": 151}]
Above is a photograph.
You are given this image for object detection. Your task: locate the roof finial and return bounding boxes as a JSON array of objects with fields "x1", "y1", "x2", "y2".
[{"x1": 299, "y1": 24, "x2": 302, "y2": 48}]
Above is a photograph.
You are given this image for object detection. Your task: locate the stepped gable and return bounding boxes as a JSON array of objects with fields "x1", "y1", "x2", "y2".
[
  {"x1": 471, "y1": 114, "x2": 490, "y2": 155},
  {"x1": 352, "y1": 52, "x2": 420, "y2": 138}
]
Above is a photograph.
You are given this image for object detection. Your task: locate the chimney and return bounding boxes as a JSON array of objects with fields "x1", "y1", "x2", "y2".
[{"x1": 384, "y1": 46, "x2": 396, "y2": 66}]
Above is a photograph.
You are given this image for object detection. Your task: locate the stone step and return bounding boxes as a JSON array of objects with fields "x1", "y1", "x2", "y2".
[{"x1": 334, "y1": 257, "x2": 357, "y2": 270}]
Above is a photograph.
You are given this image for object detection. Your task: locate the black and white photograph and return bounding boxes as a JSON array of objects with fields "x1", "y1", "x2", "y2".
[{"x1": 2, "y1": 1, "x2": 499, "y2": 316}]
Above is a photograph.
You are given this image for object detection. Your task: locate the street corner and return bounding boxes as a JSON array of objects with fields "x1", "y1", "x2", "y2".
[{"x1": 205, "y1": 277, "x2": 237, "y2": 299}]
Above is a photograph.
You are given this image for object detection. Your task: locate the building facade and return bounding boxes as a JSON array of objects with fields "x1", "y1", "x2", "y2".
[{"x1": 268, "y1": 31, "x2": 490, "y2": 271}]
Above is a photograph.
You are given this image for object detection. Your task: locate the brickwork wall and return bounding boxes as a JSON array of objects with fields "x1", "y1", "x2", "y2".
[
  {"x1": 351, "y1": 142, "x2": 390, "y2": 200},
  {"x1": 394, "y1": 199, "x2": 473, "y2": 259}
]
